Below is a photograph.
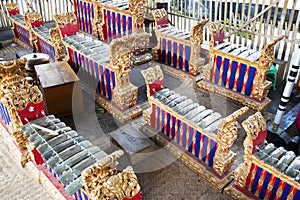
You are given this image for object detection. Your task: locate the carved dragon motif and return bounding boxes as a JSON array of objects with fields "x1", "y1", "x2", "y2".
[
  {"x1": 82, "y1": 150, "x2": 140, "y2": 200},
  {"x1": 213, "y1": 106, "x2": 249, "y2": 176}
]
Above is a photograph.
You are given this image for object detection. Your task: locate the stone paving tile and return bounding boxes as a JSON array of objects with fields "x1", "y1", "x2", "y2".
[{"x1": 0, "y1": 136, "x2": 52, "y2": 200}]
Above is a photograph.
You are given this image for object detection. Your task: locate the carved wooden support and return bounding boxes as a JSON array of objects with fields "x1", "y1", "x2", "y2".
[
  {"x1": 234, "y1": 112, "x2": 266, "y2": 189},
  {"x1": 92, "y1": 0, "x2": 104, "y2": 40},
  {"x1": 24, "y1": 12, "x2": 42, "y2": 51},
  {"x1": 213, "y1": 106, "x2": 249, "y2": 176},
  {"x1": 82, "y1": 150, "x2": 141, "y2": 200},
  {"x1": 50, "y1": 28, "x2": 68, "y2": 61},
  {"x1": 128, "y1": 0, "x2": 146, "y2": 31},
  {"x1": 189, "y1": 19, "x2": 209, "y2": 75}
]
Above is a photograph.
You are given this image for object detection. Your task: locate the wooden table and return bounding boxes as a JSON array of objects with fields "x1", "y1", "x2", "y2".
[{"x1": 35, "y1": 61, "x2": 84, "y2": 117}]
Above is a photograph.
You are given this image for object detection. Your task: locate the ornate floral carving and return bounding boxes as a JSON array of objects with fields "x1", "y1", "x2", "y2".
[
  {"x1": 50, "y1": 27, "x2": 67, "y2": 61},
  {"x1": 234, "y1": 112, "x2": 265, "y2": 189},
  {"x1": 189, "y1": 19, "x2": 209, "y2": 75},
  {"x1": 5, "y1": 3, "x2": 18, "y2": 13},
  {"x1": 24, "y1": 12, "x2": 43, "y2": 51},
  {"x1": 128, "y1": 0, "x2": 145, "y2": 30},
  {"x1": 151, "y1": 8, "x2": 168, "y2": 22},
  {"x1": 82, "y1": 150, "x2": 140, "y2": 200},
  {"x1": 207, "y1": 22, "x2": 224, "y2": 47},
  {"x1": 213, "y1": 107, "x2": 249, "y2": 176},
  {"x1": 54, "y1": 12, "x2": 77, "y2": 28},
  {"x1": 0, "y1": 59, "x2": 43, "y2": 150},
  {"x1": 92, "y1": 1, "x2": 104, "y2": 40},
  {"x1": 141, "y1": 65, "x2": 164, "y2": 98}
]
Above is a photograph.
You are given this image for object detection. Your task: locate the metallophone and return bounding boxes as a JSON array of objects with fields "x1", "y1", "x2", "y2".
[
  {"x1": 5, "y1": 3, "x2": 32, "y2": 48},
  {"x1": 151, "y1": 8, "x2": 209, "y2": 79},
  {"x1": 225, "y1": 112, "x2": 300, "y2": 200},
  {"x1": 52, "y1": 12, "x2": 149, "y2": 122},
  {"x1": 0, "y1": 58, "x2": 142, "y2": 200},
  {"x1": 74, "y1": 0, "x2": 145, "y2": 42},
  {"x1": 24, "y1": 12, "x2": 59, "y2": 61},
  {"x1": 197, "y1": 22, "x2": 284, "y2": 111},
  {"x1": 141, "y1": 65, "x2": 249, "y2": 190}
]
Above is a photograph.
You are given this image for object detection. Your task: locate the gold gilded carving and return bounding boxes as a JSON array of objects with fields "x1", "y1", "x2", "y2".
[
  {"x1": 213, "y1": 106, "x2": 248, "y2": 176},
  {"x1": 189, "y1": 19, "x2": 209, "y2": 75},
  {"x1": 92, "y1": 1, "x2": 104, "y2": 40},
  {"x1": 5, "y1": 3, "x2": 18, "y2": 12},
  {"x1": 82, "y1": 150, "x2": 140, "y2": 200},
  {"x1": 141, "y1": 65, "x2": 164, "y2": 98},
  {"x1": 234, "y1": 112, "x2": 265, "y2": 189},
  {"x1": 50, "y1": 28, "x2": 68, "y2": 61},
  {"x1": 151, "y1": 8, "x2": 168, "y2": 23},
  {"x1": 128, "y1": 0, "x2": 145, "y2": 30},
  {"x1": 24, "y1": 12, "x2": 43, "y2": 51},
  {"x1": 207, "y1": 22, "x2": 224, "y2": 47},
  {"x1": 109, "y1": 34, "x2": 139, "y2": 110},
  {"x1": 54, "y1": 12, "x2": 77, "y2": 28},
  {"x1": 0, "y1": 59, "x2": 43, "y2": 151},
  {"x1": 251, "y1": 36, "x2": 284, "y2": 101}
]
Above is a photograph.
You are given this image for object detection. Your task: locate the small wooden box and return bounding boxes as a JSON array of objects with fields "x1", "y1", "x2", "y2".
[{"x1": 35, "y1": 61, "x2": 84, "y2": 117}]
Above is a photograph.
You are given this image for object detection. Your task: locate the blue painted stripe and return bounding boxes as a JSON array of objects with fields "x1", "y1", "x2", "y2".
[
  {"x1": 117, "y1": 13, "x2": 121, "y2": 38},
  {"x1": 171, "y1": 116, "x2": 176, "y2": 139},
  {"x1": 195, "y1": 131, "x2": 201, "y2": 158},
  {"x1": 107, "y1": 10, "x2": 111, "y2": 40},
  {"x1": 111, "y1": 72, "x2": 116, "y2": 88},
  {"x1": 128, "y1": 17, "x2": 132, "y2": 34},
  {"x1": 237, "y1": 63, "x2": 247, "y2": 93},
  {"x1": 95, "y1": 63, "x2": 100, "y2": 94},
  {"x1": 161, "y1": 39, "x2": 166, "y2": 64},
  {"x1": 185, "y1": 45, "x2": 191, "y2": 73},
  {"x1": 77, "y1": 0, "x2": 81, "y2": 30},
  {"x1": 112, "y1": 12, "x2": 116, "y2": 39},
  {"x1": 83, "y1": 2, "x2": 86, "y2": 32},
  {"x1": 86, "y1": 3, "x2": 90, "y2": 33},
  {"x1": 188, "y1": 127, "x2": 194, "y2": 153},
  {"x1": 281, "y1": 183, "x2": 291, "y2": 200},
  {"x1": 74, "y1": 192, "x2": 78, "y2": 200},
  {"x1": 182, "y1": 123, "x2": 187, "y2": 149},
  {"x1": 92, "y1": 4, "x2": 94, "y2": 18},
  {"x1": 229, "y1": 61, "x2": 238, "y2": 89},
  {"x1": 222, "y1": 58, "x2": 230, "y2": 86},
  {"x1": 122, "y1": 15, "x2": 126, "y2": 36},
  {"x1": 161, "y1": 110, "x2": 165, "y2": 133},
  {"x1": 294, "y1": 189, "x2": 300, "y2": 200},
  {"x1": 269, "y1": 178, "x2": 281, "y2": 199},
  {"x1": 167, "y1": 40, "x2": 172, "y2": 65},
  {"x1": 179, "y1": 44, "x2": 183, "y2": 70},
  {"x1": 259, "y1": 172, "x2": 272, "y2": 199},
  {"x1": 157, "y1": 106, "x2": 160, "y2": 130},
  {"x1": 201, "y1": 136, "x2": 208, "y2": 162},
  {"x1": 251, "y1": 167, "x2": 262, "y2": 194},
  {"x1": 208, "y1": 140, "x2": 216, "y2": 167},
  {"x1": 245, "y1": 66, "x2": 256, "y2": 96},
  {"x1": 78, "y1": 190, "x2": 82, "y2": 200},
  {"x1": 214, "y1": 56, "x2": 222, "y2": 84},
  {"x1": 166, "y1": 112, "x2": 171, "y2": 137},
  {"x1": 100, "y1": 65, "x2": 106, "y2": 97},
  {"x1": 84, "y1": 192, "x2": 88, "y2": 200},
  {"x1": 173, "y1": 42, "x2": 177, "y2": 68},
  {"x1": 176, "y1": 120, "x2": 181, "y2": 144},
  {"x1": 105, "y1": 69, "x2": 112, "y2": 100}
]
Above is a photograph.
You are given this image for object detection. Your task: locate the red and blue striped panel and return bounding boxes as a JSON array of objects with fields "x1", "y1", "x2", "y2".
[
  {"x1": 74, "y1": 189, "x2": 89, "y2": 200},
  {"x1": 211, "y1": 55, "x2": 257, "y2": 97},
  {"x1": 76, "y1": 0, "x2": 94, "y2": 35},
  {"x1": 38, "y1": 37, "x2": 55, "y2": 62},
  {"x1": 0, "y1": 102, "x2": 11, "y2": 126},
  {"x1": 151, "y1": 104, "x2": 217, "y2": 168},
  {"x1": 244, "y1": 163, "x2": 300, "y2": 200},
  {"x1": 105, "y1": 9, "x2": 132, "y2": 42},
  {"x1": 160, "y1": 39, "x2": 191, "y2": 73},
  {"x1": 16, "y1": 24, "x2": 31, "y2": 47}
]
